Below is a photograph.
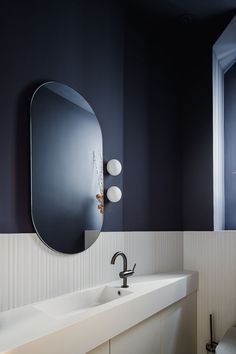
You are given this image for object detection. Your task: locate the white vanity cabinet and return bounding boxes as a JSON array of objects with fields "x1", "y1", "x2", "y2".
[
  {"x1": 87, "y1": 293, "x2": 197, "y2": 354},
  {"x1": 110, "y1": 308, "x2": 161, "y2": 354},
  {"x1": 160, "y1": 293, "x2": 196, "y2": 354}
]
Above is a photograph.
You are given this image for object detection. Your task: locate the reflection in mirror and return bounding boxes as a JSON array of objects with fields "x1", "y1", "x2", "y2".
[{"x1": 31, "y1": 82, "x2": 103, "y2": 254}]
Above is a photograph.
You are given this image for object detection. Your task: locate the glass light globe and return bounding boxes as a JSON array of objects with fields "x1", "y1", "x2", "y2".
[
  {"x1": 106, "y1": 186, "x2": 122, "y2": 203},
  {"x1": 107, "y1": 159, "x2": 122, "y2": 176}
]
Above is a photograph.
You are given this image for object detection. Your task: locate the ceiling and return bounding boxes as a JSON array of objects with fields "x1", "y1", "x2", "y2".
[{"x1": 134, "y1": 0, "x2": 236, "y2": 19}]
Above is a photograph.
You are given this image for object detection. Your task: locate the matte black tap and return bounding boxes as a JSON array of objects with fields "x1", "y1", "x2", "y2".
[{"x1": 111, "y1": 251, "x2": 136, "y2": 288}]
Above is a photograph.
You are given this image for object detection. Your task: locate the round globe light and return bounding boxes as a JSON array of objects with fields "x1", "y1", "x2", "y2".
[
  {"x1": 107, "y1": 159, "x2": 122, "y2": 176},
  {"x1": 106, "y1": 186, "x2": 122, "y2": 203}
]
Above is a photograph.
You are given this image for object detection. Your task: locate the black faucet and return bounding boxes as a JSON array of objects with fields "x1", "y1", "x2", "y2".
[{"x1": 111, "y1": 251, "x2": 136, "y2": 288}]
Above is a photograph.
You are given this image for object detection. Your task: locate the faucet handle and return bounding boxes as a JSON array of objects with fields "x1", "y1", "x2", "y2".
[{"x1": 119, "y1": 263, "x2": 136, "y2": 279}]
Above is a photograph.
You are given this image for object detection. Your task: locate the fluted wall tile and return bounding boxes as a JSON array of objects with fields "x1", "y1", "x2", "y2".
[
  {"x1": 184, "y1": 231, "x2": 236, "y2": 354},
  {"x1": 154, "y1": 231, "x2": 183, "y2": 272},
  {"x1": 0, "y1": 231, "x2": 183, "y2": 312},
  {"x1": 124, "y1": 231, "x2": 183, "y2": 274}
]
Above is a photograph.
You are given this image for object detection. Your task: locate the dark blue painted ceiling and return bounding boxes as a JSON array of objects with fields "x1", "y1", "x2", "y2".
[{"x1": 131, "y1": 0, "x2": 236, "y2": 19}]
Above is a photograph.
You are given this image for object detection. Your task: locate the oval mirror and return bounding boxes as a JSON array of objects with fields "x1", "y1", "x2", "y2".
[{"x1": 30, "y1": 82, "x2": 103, "y2": 254}]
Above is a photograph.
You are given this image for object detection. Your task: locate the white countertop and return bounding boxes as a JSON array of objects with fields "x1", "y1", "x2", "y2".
[{"x1": 0, "y1": 271, "x2": 198, "y2": 354}]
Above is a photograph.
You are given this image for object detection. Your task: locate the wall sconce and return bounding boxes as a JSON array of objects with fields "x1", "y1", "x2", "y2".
[
  {"x1": 107, "y1": 159, "x2": 122, "y2": 176},
  {"x1": 106, "y1": 186, "x2": 122, "y2": 203}
]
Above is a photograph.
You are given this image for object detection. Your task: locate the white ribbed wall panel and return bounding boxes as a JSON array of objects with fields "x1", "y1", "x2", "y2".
[
  {"x1": 184, "y1": 231, "x2": 236, "y2": 354},
  {"x1": 124, "y1": 231, "x2": 183, "y2": 275},
  {"x1": 0, "y1": 231, "x2": 183, "y2": 312}
]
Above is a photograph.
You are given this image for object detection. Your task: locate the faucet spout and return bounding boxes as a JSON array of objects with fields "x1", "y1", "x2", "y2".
[{"x1": 111, "y1": 252, "x2": 127, "y2": 268}]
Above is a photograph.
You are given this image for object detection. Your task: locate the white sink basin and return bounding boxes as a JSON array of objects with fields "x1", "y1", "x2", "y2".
[
  {"x1": 0, "y1": 272, "x2": 198, "y2": 354},
  {"x1": 33, "y1": 285, "x2": 132, "y2": 318}
]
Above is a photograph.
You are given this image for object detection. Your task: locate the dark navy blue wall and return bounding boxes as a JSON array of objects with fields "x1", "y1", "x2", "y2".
[
  {"x1": 180, "y1": 15, "x2": 233, "y2": 230},
  {"x1": 122, "y1": 9, "x2": 234, "y2": 231},
  {"x1": 123, "y1": 8, "x2": 182, "y2": 230},
  {"x1": 0, "y1": 1, "x2": 184, "y2": 234},
  {"x1": 123, "y1": 9, "x2": 151, "y2": 230},
  {"x1": 0, "y1": 0, "x2": 124, "y2": 232},
  {"x1": 0, "y1": 0, "x2": 234, "y2": 233}
]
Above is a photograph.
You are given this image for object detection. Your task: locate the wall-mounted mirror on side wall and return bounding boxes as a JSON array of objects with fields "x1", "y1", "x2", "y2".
[{"x1": 30, "y1": 82, "x2": 104, "y2": 254}]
